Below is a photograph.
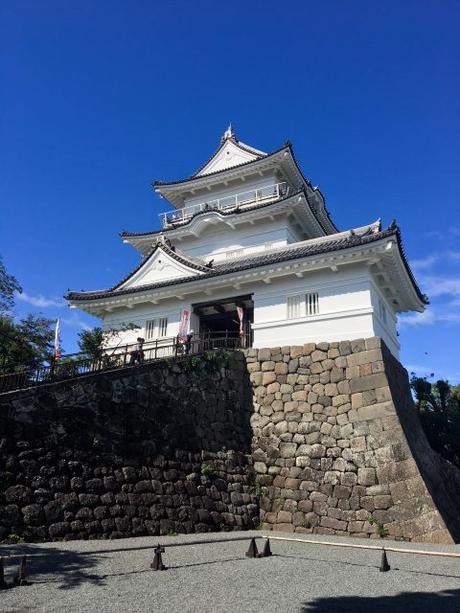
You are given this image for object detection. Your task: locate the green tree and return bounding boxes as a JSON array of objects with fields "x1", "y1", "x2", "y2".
[
  {"x1": 410, "y1": 375, "x2": 460, "y2": 467},
  {"x1": 0, "y1": 256, "x2": 55, "y2": 371},
  {"x1": 0, "y1": 314, "x2": 54, "y2": 371},
  {"x1": 0, "y1": 255, "x2": 21, "y2": 314},
  {"x1": 77, "y1": 324, "x2": 141, "y2": 360},
  {"x1": 77, "y1": 327, "x2": 105, "y2": 359}
]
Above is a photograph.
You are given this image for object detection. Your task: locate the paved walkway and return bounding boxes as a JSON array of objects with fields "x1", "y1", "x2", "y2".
[{"x1": 1, "y1": 531, "x2": 460, "y2": 612}]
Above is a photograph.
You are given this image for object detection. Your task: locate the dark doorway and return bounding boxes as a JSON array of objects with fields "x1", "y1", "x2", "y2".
[{"x1": 192, "y1": 294, "x2": 253, "y2": 348}]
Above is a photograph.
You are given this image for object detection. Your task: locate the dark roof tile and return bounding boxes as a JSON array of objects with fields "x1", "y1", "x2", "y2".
[{"x1": 67, "y1": 226, "x2": 426, "y2": 304}]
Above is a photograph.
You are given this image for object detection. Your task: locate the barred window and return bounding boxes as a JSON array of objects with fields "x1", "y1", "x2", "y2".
[
  {"x1": 305, "y1": 292, "x2": 319, "y2": 316},
  {"x1": 145, "y1": 317, "x2": 168, "y2": 340},
  {"x1": 287, "y1": 293, "x2": 319, "y2": 319},
  {"x1": 287, "y1": 295, "x2": 303, "y2": 319}
]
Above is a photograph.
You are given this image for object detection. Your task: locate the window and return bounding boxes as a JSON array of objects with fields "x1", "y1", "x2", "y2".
[
  {"x1": 306, "y1": 292, "x2": 319, "y2": 316},
  {"x1": 287, "y1": 295, "x2": 302, "y2": 319},
  {"x1": 145, "y1": 317, "x2": 168, "y2": 340},
  {"x1": 287, "y1": 293, "x2": 319, "y2": 319}
]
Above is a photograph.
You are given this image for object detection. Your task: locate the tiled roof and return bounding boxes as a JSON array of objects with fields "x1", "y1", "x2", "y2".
[
  {"x1": 66, "y1": 225, "x2": 426, "y2": 304},
  {"x1": 121, "y1": 188, "x2": 322, "y2": 239},
  {"x1": 108, "y1": 239, "x2": 211, "y2": 293},
  {"x1": 153, "y1": 144, "x2": 289, "y2": 187}
]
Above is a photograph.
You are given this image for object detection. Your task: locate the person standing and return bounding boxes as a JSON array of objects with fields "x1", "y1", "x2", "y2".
[{"x1": 129, "y1": 337, "x2": 145, "y2": 365}]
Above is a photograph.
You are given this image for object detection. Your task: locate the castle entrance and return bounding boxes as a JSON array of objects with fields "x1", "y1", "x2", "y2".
[{"x1": 192, "y1": 294, "x2": 253, "y2": 348}]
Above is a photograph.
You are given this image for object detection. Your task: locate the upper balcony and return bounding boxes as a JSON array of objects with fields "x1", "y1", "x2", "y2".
[{"x1": 158, "y1": 182, "x2": 290, "y2": 229}]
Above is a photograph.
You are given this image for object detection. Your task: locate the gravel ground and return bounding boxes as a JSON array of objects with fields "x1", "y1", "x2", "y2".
[{"x1": 1, "y1": 531, "x2": 460, "y2": 612}]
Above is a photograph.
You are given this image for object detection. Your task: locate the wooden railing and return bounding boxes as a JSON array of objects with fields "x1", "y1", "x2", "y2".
[{"x1": 0, "y1": 333, "x2": 250, "y2": 394}]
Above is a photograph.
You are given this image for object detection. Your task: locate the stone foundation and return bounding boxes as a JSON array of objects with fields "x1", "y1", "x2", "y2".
[
  {"x1": 0, "y1": 354, "x2": 258, "y2": 541},
  {"x1": 2, "y1": 338, "x2": 460, "y2": 543},
  {"x1": 244, "y1": 338, "x2": 460, "y2": 543}
]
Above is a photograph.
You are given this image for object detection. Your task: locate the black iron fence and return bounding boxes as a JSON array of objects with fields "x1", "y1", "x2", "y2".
[{"x1": 0, "y1": 332, "x2": 250, "y2": 394}]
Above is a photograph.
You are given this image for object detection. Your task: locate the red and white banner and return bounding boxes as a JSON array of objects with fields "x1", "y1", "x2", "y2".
[
  {"x1": 178, "y1": 309, "x2": 190, "y2": 342},
  {"x1": 53, "y1": 319, "x2": 61, "y2": 360},
  {"x1": 236, "y1": 306, "x2": 244, "y2": 336}
]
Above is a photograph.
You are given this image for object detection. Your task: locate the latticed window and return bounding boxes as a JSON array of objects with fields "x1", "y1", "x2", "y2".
[
  {"x1": 287, "y1": 295, "x2": 303, "y2": 319},
  {"x1": 145, "y1": 317, "x2": 168, "y2": 340},
  {"x1": 306, "y1": 292, "x2": 319, "y2": 316},
  {"x1": 287, "y1": 293, "x2": 319, "y2": 318}
]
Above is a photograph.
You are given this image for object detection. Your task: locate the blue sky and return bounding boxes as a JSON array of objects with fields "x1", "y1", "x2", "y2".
[{"x1": 1, "y1": 1, "x2": 459, "y2": 381}]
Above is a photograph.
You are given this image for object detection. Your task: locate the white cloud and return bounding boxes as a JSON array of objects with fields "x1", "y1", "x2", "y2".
[
  {"x1": 61, "y1": 314, "x2": 92, "y2": 331},
  {"x1": 16, "y1": 291, "x2": 65, "y2": 308},
  {"x1": 411, "y1": 251, "x2": 460, "y2": 273},
  {"x1": 422, "y1": 227, "x2": 460, "y2": 240},
  {"x1": 411, "y1": 254, "x2": 440, "y2": 271},
  {"x1": 399, "y1": 309, "x2": 436, "y2": 328},
  {"x1": 422, "y1": 276, "x2": 460, "y2": 298}
]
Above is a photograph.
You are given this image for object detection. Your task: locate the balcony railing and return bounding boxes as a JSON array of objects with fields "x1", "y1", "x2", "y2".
[
  {"x1": 159, "y1": 182, "x2": 289, "y2": 228},
  {"x1": 0, "y1": 332, "x2": 251, "y2": 394}
]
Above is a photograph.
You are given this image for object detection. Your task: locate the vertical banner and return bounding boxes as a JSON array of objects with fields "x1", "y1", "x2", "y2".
[
  {"x1": 53, "y1": 319, "x2": 62, "y2": 360},
  {"x1": 236, "y1": 306, "x2": 244, "y2": 336},
  {"x1": 178, "y1": 309, "x2": 190, "y2": 342}
]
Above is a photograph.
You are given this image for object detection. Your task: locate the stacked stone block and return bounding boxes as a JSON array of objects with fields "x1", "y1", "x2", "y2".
[
  {"x1": 0, "y1": 355, "x2": 257, "y2": 542},
  {"x1": 2, "y1": 337, "x2": 460, "y2": 543},
  {"x1": 244, "y1": 338, "x2": 455, "y2": 543}
]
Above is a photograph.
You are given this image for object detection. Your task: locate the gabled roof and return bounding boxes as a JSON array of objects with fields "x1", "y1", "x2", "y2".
[
  {"x1": 66, "y1": 224, "x2": 427, "y2": 310},
  {"x1": 107, "y1": 239, "x2": 211, "y2": 293},
  {"x1": 193, "y1": 127, "x2": 267, "y2": 176},
  {"x1": 153, "y1": 143, "x2": 289, "y2": 188},
  {"x1": 152, "y1": 138, "x2": 338, "y2": 234}
]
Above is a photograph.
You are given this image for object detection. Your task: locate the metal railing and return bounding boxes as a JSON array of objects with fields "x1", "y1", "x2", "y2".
[
  {"x1": 159, "y1": 182, "x2": 289, "y2": 228},
  {"x1": 0, "y1": 332, "x2": 250, "y2": 394}
]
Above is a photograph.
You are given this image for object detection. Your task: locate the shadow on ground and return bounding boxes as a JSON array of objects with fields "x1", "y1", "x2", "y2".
[
  {"x1": 301, "y1": 589, "x2": 460, "y2": 612},
  {"x1": 1, "y1": 544, "x2": 103, "y2": 590}
]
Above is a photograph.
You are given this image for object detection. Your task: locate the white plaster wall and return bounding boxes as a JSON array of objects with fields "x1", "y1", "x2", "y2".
[
  {"x1": 183, "y1": 174, "x2": 280, "y2": 208},
  {"x1": 369, "y1": 281, "x2": 400, "y2": 356},
  {"x1": 102, "y1": 299, "x2": 185, "y2": 348},
  {"x1": 100, "y1": 265, "x2": 400, "y2": 357},
  {"x1": 176, "y1": 218, "x2": 300, "y2": 262},
  {"x1": 251, "y1": 265, "x2": 400, "y2": 356}
]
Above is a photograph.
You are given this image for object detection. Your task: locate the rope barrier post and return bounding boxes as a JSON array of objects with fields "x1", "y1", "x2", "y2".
[
  {"x1": 151, "y1": 544, "x2": 167, "y2": 571},
  {"x1": 379, "y1": 548, "x2": 391, "y2": 572},
  {"x1": 259, "y1": 538, "x2": 272, "y2": 558},
  {"x1": 245, "y1": 537, "x2": 259, "y2": 558}
]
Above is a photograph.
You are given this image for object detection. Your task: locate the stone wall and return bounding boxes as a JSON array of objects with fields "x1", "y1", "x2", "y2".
[
  {"x1": 245, "y1": 338, "x2": 460, "y2": 543},
  {"x1": 0, "y1": 354, "x2": 258, "y2": 542},
  {"x1": 2, "y1": 338, "x2": 460, "y2": 544}
]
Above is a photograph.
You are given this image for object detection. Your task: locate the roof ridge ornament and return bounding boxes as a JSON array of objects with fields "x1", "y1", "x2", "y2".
[{"x1": 221, "y1": 123, "x2": 236, "y2": 143}]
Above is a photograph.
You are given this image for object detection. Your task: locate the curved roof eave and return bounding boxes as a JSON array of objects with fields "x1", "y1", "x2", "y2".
[
  {"x1": 67, "y1": 225, "x2": 426, "y2": 308},
  {"x1": 287, "y1": 145, "x2": 338, "y2": 233},
  {"x1": 153, "y1": 144, "x2": 290, "y2": 189},
  {"x1": 121, "y1": 188, "x2": 319, "y2": 240}
]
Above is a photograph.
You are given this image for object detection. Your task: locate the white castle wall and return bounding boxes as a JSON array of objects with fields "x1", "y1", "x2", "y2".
[
  {"x1": 102, "y1": 265, "x2": 400, "y2": 358},
  {"x1": 176, "y1": 217, "x2": 301, "y2": 262},
  {"x1": 182, "y1": 173, "x2": 279, "y2": 208}
]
